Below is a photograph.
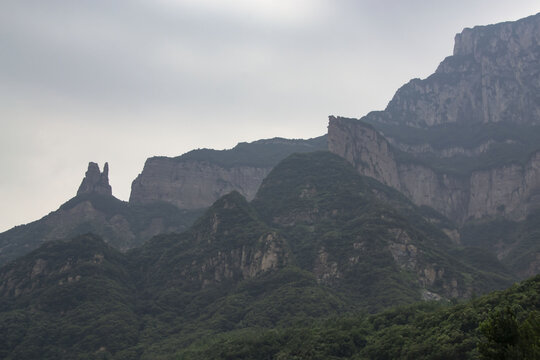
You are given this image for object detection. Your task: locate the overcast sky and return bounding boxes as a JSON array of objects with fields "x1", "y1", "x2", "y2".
[{"x1": 1, "y1": 1, "x2": 539, "y2": 232}]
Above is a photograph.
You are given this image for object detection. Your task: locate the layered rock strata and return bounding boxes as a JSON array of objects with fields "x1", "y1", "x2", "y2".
[
  {"x1": 368, "y1": 13, "x2": 540, "y2": 128},
  {"x1": 130, "y1": 136, "x2": 327, "y2": 209},
  {"x1": 130, "y1": 158, "x2": 270, "y2": 209},
  {"x1": 328, "y1": 117, "x2": 540, "y2": 223},
  {"x1": 77, "y1": 162, "x2": 112, "y2": 196},
  {"x1": 329, "y1": 14, "x2": 540, "y2": 223}
]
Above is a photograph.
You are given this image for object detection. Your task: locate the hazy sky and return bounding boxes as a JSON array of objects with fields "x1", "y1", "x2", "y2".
[{"x1": 1, "y1": 1, "x2": 539, "y2": 232}]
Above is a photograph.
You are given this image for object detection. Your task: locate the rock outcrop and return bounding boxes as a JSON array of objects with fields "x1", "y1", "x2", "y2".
[
  {"x1": 142, "y1": 191, "x2": 291, "y2": 290},
  {"x1": 252, "y1": 152, "x2": 514, "y2": 302},
  {"x1": 1, "y1": 136, "x2": 326, "y2": 266},
  {"x1": 0, "y1": 163, "x2": 202, "y2": 265},
  {"x1": 77, "y1": 162, "x2": 112, "y2": 196},
  {"x1": 370, "y1": 13, "x2": 540, "y2": 128},
  {"x1": 328, "y1": 14, "x2": 540, "y2": 278},
  {"x1": 130, "y1": 158, "x2": 270, "y2": 209},
  {"x1": 328, "y1": 116, "x2": 540, "y2": 223},
  {"x1": 130, "y1": 136, "x2": 327, "y2": 209},
  {"x1": 329, "y1": 14, "x2": 540, "y2": 223}
]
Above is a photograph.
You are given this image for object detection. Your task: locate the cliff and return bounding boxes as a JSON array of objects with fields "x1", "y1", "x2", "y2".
[
  {"x1": 130, "y1": 136, "x2": 327, "y2": 209},
  {"x1": 328, "y1": 14, "x2": 540, "y2": 277},
  {"x1": 0, "y1": 163, "x2": 201, "y2": 266},
  {"x1": 77, "y1": 162, "x2": 112, "y2": 196},
  {"x1": 0, "y1": 136, "x2": 327, "y2": 266},
  {"x1": 328, "y1": 117, "x2": 540, "y2": 223},
  {"x1": 252, "y1": 152, "x2": 513, "y2": 303},
  {"x1": 370, "y1": 13, "x2": 540, "y2": 128},
  {"x1": 130, "y1": 158, "x2": 270, "y2": 209},
  {"x1": 329, "y1": 14, "x2": 540, "y2": 222}
]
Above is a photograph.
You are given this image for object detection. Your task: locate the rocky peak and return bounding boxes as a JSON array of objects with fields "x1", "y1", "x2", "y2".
[
  {"x1": 328, "y1": 15, "x2": 540, "y2": 224},
  {"x1": 129, "y1": 136, "x2": 327, "y2": 209},
  {"x1": 77, "y1": 162, "x2": 112, "y2": 196},
  {"x1": 453, "y1": 13, "x2": 540, "y2": 58},
  {"x1": 374, "y1": 12, "x2": 540, "y2": 128}
]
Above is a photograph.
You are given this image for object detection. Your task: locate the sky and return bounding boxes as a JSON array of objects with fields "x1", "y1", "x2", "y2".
[{"x1": 1, "y1": 1, "x2": 539, "y2": 232}]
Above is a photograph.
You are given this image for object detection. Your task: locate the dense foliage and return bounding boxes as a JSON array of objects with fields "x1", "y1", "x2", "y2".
[
  {"x1": 0, "y1": 152, "x2": 532, "y2": 359},
  {"x1": 462, "y1": 209, "x2": 540, "y2": 278},
  {"x1": 0, "y1": 233, "x2": 536, "y2": 359},
  {"x1": 175, "y1": 136, "x2": 327, "y2": 168},
  {"x1": 370, "y1": 120, "x2": 540, "y2": 176},
  {"x1": 177, "y1": 275, "x2": 540, "y2": 359},
  {"x1": 0, "y1": 193, "x2": 203, "y2": 266},
  {"x1": 253, "y1": 152, "x2": 514, "y2": 304}
]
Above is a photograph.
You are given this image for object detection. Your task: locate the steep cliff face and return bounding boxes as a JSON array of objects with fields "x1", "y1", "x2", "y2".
[
  {"x1": 328, "y1": 14, "x2": 540, "y2": 223},
  {"x1": 77, "y1": 162, "x2": 112, "y2": 196},
  {"x1": 328, "y1": 14, "x2": 540, "y2": 278},
  {"x1": 137, "y1": 191, "x2": 291, "y2": 291},
  {"x1": 252, "y1": 152, "x2": 513, "y2": 304},
  {"x1": 328, "y1": 117, "x2": 540, "y2": 223},
  {"x1": 0, "y1": 163, "x2": 201, "y2": 265},
  {"x1": 327, "y1": 117, "x2": 401, "y2": 189},
  {"x1": 371, "y1": 13, "x2": 540, "y2": 128},
  {"x1": 129, "y1": 136, "x2": 327, "y2": 209},
  {"x1": 468, "y1": 153, "x2": 540, "y2": 219},
  {"x1": 130, "y1": 158, "x2": 270, "y2": 209}
]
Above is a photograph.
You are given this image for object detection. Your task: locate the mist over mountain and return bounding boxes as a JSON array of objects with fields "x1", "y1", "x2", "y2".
[
  {"x1": 0, "y1": 137, "x2": 326, "y2": 267},
  {"x1": 0, "y1": 152, "x2": 522, "y2": 359},
  {"x1": 329, "y1": 12, "x2": 540, "y2": 279},
  {"x1": 0, "y1": 13, "x2": 539, "y2": 359}
]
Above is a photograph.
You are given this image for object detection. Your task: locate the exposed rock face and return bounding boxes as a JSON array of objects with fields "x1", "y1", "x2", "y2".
[
  {"x1": 468, "y1": 153, "x2": 540, "y2": 219},
  {"x1": 130, "y1": 158, "x2": 270, "y2": 209},
  {"x1": 329, "y1": 117, "x2": 540, "y2": 223},
  {"x1": 77, "y1": 162, "x2": 112, "y2": 196},
  {"x1": 328, "y1": 14, "x2": 540, "y2": 223},
  {"x1": 250, "y1": 151, "x2": 513, "y2": 303},
  {"x1": 1, "y1": 136, "x2": 327, "y2": 266},
  {"x1": 327, "y1": 118, "x2": 401, "y2": 189},
  {"x1": 195, "y1": 231, "x2": 289, "y2": 287},
  {"x1": 0, "y1": 162, "x2": 202, "y2": 265},
  {"x1": 146, "y1": 191, "x2": 291, "y2": 290},
  {"x1": 0, "y1": 236, "x2": 107, "y2": 298},
  {"x1": 130, "y1": 136, "x2": 327, "y2": 209},
  {"x1": 371, "y1": 13, "x2": 540, "y2": 128}
]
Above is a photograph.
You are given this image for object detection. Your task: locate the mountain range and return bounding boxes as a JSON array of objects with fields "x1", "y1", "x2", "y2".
[{"x1": 0, "y1": 12, "x2": 539, "y2": 359}]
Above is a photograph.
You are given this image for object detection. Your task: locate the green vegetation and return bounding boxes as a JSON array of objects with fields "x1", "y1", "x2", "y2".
[
  {"x1": 0, "y1": 193, "x2": 203, "y2": 266},
  {"x1": 253, "y1": 152, "x2": 513, "y2": 307},
  {"x1": 0, "y1": 151, "x2": 532, "y2": 359},
  {"x1": 1, "y1": 232, "x2": 535, "y2": 359},
  {"x1": 174, "y1": 136, "x2": 327, "y2": 168},
  {"x1": 177, "y1": 275, "x2": 540, "y2": 359},
  {"x1": 461, "y1": 209, "x2": 540, "y2": 278},
  {"x1": 369, "y1": 121, "x2": 540, "y2": 176},
  {"x1": 0, "y1": 235, "x2": 138, "y2": 359}
]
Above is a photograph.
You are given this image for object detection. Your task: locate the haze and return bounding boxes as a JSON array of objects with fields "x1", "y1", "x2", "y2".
[{"x1": 1, "y1": 0, "x2": 539, "y2": 232}]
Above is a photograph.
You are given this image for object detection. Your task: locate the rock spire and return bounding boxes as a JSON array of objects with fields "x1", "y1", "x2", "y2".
[{"x1": 77, "y1": 162, "x2": 112, "y2": 196}]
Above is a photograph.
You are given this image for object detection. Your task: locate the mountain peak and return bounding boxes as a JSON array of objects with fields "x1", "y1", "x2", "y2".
[{"x1": 77, "y1": 162, "x2": 112, "y2": 196}]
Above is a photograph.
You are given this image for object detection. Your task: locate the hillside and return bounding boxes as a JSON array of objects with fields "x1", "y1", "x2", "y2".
[
  {"x1": 0, "y1": 12, "x2": 538, "y2": 360},
  {"x1": 177, "y1": 274, "x2": 540, "y2": 360},
  {"x1": 328, "y1": 13, "x2": 540, "y2": 279},
  {"x1": 0, "y1": 152, "x2": 519, "y2": 359},
  {"x1": 0, "y1": 136, "x2": 327, "y2": 267},
  {"x1": 129, "y1": 136, "x2": 327, "y2": 209},
  {"x1": 0, "y1": 163, "x2": 202, "y2": 267}
]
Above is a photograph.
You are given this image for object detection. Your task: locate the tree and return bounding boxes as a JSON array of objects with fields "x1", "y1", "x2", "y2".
[{"x1": 478, "y1": 307, "x2": 540, "y2": 360}]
